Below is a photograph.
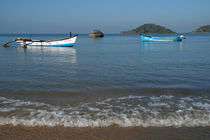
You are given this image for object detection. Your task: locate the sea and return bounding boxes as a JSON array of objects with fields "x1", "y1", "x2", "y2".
[{"x1": 0, "y1": 33, "x2": 210, "y2": 128}]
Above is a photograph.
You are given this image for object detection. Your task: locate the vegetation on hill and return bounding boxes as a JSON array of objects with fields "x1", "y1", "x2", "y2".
[
  {"x1": 192, "y1": 25, "x2": 210, "y2": 33},
  {"x1": 121, "y1": 24, "x2": 175, "y2": 34}
]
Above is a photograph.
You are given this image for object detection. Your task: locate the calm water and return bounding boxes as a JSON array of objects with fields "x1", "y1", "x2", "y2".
[{"x1": 0, "y1": 33, "x2": 210, "y2": 127}]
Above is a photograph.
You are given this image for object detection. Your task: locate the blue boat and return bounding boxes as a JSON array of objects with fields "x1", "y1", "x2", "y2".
[{"x1": 140, "y1": 34, "x2": 185, "y2": 42}]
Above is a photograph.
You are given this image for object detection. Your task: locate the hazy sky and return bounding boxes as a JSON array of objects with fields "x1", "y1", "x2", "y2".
[{"x1": 0, "y1": 0, "x2": 210, "y2": 33}]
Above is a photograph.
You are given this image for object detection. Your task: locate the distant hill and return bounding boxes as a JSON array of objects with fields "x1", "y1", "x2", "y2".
[
  {"x1": 192, "y1": 25, "x2": 210, "y2": 33},
  {"x1": 121, "y1": 24, "x2": 175, "y2": 34}
]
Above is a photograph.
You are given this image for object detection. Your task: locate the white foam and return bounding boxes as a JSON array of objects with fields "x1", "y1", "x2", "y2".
[
  {"x1": 0, "y1": 107, "x2": 16, "y2": 112},
  {"x1": 0, "y1": 95, "x2": 210, "y2": 127},
  {"x1": 88, "y1": 107, "x2": 100, "y2": 112},
  {"x1": 0, "y1": 113, "x2": 209, "y2": 127},
  {"x1": 192, "y1": 102, "x2": 210, "y2": 110},
  {"x1": 148, "y1": 102, "x2": 170, "y2": 108},
  {"x1": 119, "y1": 95, "x2": 145, "y2": 100},
  {"x1": 181, "y1": 97, "x2": 194, "y2": 101},
  {"x1": 160, "y1": 95, "x2": 174, "y2": 99}
]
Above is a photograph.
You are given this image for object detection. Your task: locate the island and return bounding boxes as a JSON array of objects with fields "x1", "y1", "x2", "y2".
[
  {"x1": 192, "y1": 25, "x2": 210, "y2": 33},
  {"x1": 121, "y1": 24, "x2": 176, "y2": 34}
]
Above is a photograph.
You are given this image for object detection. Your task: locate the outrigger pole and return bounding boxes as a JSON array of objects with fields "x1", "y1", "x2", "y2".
[
  {"x1": 3, "y1": 38, "x2": 30, "y2": 48},
  {"x1": 3, "y1": 40, "x2": 16, "y2": 47}
]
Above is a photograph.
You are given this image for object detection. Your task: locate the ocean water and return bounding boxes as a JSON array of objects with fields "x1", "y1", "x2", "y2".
[{"x1": 0, "y1": 33, "x2": 210, "y2": 127}]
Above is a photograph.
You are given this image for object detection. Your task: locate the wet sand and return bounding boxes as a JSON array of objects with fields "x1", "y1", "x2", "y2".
[{"x1": 0, "y1": 125, "x2": 210, "y2": 140}]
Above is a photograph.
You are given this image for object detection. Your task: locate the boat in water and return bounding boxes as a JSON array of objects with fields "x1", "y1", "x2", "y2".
[
  {"x1": 16, "y1": 34, "x2": 78, "y2": 47},
  {"x1": 3, "y1": 33, "x2": 78, "y2": 48},
  {"x1": 140, "y1": 34, "x2": 185, "y2": 42}
]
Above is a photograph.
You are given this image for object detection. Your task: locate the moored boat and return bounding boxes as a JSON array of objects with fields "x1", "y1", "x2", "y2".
[
  {"x1": 15, "y1": 34, "x2": 78, "y2": 47},
  {"x1": 140, "y1": 34, "x2": 185, "y2": 42}
]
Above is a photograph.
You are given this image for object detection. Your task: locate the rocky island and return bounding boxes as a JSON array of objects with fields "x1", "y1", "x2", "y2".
[
  {"x1": 192, "y1": 25, "x2": 210, "y2": 33},
  {"x1": 121, "y1": 24, "x2": 175, "y2": 34}
]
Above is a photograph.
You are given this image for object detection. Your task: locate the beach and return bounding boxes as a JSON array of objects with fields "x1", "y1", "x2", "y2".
[{"x1": 1, "y1": 125, "x2": 210, "y2": 140}]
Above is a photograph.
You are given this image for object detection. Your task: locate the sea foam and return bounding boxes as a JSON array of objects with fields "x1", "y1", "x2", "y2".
[{"x1": 0, "y1": 95, "x2": 210, "y2": 127}]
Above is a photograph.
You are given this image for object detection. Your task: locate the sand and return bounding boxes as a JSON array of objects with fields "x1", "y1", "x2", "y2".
[{"x1": 0, "y1": 125, "x2": 210, "y2": 140}]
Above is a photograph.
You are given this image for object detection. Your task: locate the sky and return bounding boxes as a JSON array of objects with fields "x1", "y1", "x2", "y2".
[{"x1": 0, "y1": 0, "x2": 210, "y2": 33}]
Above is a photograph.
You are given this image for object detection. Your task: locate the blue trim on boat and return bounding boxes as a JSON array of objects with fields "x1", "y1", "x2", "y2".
[
  {"x1": 28, "y1": 43, "x2": 75, "y2": 47},
  {"x1": 140, "y1": 34, "x2": 183, "y2": 42}
]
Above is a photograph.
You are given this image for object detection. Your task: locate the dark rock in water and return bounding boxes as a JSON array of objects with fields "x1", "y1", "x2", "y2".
[{"x1": 89, "y1": 30, "x2": 104, "y2": 37}]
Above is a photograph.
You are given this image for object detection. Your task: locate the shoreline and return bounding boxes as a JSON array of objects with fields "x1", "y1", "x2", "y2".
[{"x1": 0, "y1": 125, "x2": 209, "y2": 140}]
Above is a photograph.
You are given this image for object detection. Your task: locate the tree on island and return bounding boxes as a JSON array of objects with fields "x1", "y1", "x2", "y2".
[
  {"x1": 192, "y1": 25, "x2": 210, "y2": 33},
  {"x1": 121, "y1": 24, "x2": 175, "y2": 34}
]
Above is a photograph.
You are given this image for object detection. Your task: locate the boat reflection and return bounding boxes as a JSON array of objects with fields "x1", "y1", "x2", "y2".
[
  {"x1": 179, "y1": 42, "x2": 183, "y2": 51},
  {"x1": 140, "y1": 42, "x2": 151, "y2": 51},
  {"x1": 17, "y1": 46, "x2": 77, "y2": 64},
  {"x1": 140, "y1": 41, "x2": 184, "y2": 51}
]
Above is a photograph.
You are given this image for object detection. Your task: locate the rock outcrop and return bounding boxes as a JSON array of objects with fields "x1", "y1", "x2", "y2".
[{"x1": 89, "y1": 30, "x2": 104, "y2": 37}]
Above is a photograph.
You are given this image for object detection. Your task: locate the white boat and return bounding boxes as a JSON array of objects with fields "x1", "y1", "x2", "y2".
[{"x1": 16, "y1": 34, "x2": 78, "y2": 47}]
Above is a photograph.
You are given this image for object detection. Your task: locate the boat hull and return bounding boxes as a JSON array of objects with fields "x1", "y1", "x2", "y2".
[
  {"x1": 17, "y1": 35, "x2": 78, "y2": 47},
  {"x1": 140, "y1": 34, "x2": 183, "y2": 42}
]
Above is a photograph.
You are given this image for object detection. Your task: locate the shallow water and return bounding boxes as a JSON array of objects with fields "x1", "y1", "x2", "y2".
[{"x1": 0, "y1": 33, "x2": 210, "y2": 127}]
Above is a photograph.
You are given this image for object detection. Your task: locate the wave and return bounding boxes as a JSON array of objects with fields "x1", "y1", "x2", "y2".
[{"x1": 0, "y1": 95, "x2": 210, "y2": 127}]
